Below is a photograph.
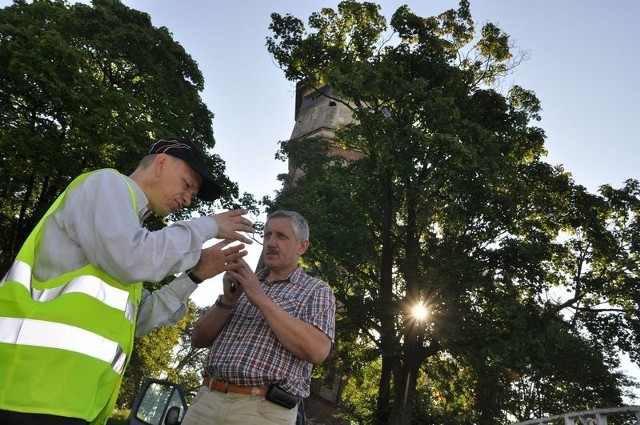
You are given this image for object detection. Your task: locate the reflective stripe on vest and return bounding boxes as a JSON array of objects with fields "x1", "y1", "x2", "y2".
[
  {"x1": 0, "y1": 260, "x2": 135, "y2": 323},
  {"x1": 0, "y1": 317, "x2": 127, "y2": 374}
]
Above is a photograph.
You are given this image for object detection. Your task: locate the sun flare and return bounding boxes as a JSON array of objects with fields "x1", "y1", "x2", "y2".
[{"x1": 411, "y1": 301, "x2": 428, "y2": 321}]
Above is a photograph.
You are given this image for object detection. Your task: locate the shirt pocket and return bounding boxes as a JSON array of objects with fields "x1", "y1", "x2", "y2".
[{"x1": 273, "y1": 296, "x2": 298, "y2": 316}]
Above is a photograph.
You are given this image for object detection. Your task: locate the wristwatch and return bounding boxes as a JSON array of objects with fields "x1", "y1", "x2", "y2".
[
  {"x1": 215, "y1": 294, "x2": 233, "y2": 310},
  {"x1": 186, "y1": 269, "x2": 203, "y2": 284}
]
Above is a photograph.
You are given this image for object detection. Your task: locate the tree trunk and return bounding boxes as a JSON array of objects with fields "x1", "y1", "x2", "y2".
[
  {"x1": 375, "y1": 170, "x2": 397, "y2": 424},
  {"x1": 388, "y1": 329, "x2": 422, "y2": 425},
  {"x1": 376, "y1": 353, "x2": 394, "y2": 425},
  {"x1": 387, "y1": 192, "x2": 423, "y2": 425}
]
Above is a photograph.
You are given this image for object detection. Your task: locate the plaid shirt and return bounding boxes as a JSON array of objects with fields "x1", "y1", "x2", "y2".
[{"x1": 204, "y1": 266, "x2": 335, "y2": 397}]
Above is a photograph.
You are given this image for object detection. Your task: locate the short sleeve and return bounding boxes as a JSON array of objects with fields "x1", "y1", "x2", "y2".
[{"x1": 303, "y1": 283, "x2": 336, "y2": 342}]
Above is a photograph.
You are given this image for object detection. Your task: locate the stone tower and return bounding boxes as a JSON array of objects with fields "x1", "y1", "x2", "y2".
[{"x1": 286, "y1": 82, "x2": 360, "y2": 184}]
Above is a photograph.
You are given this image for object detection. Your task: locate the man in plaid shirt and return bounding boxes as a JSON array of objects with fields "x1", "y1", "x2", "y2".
[{"x1": 184, "y1": 210, "x2": 336, "y2": 425}]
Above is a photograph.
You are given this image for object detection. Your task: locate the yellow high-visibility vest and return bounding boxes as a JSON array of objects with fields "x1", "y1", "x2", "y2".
[{"x1": 0, "y1": 170, "x2": 143, "y2": 424}]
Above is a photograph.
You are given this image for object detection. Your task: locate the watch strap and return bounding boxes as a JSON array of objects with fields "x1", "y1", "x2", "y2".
[
  {"x1": 215, "y1": 294, "x2": 233, "y2": 310},
  {"x1": 187, "y1": 269, "x2": 203, "y2": 284}
]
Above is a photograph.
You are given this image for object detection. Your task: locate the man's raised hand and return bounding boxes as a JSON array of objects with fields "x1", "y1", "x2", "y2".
[{"x1": 212, "y1": 209, "x2": 254, "y2": 244}]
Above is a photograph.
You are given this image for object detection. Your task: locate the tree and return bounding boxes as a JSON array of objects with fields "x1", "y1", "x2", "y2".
[
  {"x1": 266, "y1": 1, "x2": 639, "y2": 424},
  {"x1": 0, "y1": 0, "x2": 246, "y2": 271}
]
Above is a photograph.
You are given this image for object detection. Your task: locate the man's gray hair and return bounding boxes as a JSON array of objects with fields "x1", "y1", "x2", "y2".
[{"x1": 266, "y1": 210, "x2": 309, "y2": 242}]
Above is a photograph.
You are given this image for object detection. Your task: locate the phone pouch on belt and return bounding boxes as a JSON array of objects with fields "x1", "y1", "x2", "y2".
[{"x1": 265, "y1": 384, "x2": 299, "y2": 409}]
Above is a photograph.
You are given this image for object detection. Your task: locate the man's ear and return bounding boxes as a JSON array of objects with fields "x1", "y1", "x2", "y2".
[
  {"x1": 297, "y1": 239, "x2": 310, "y2": 256},
  {"x1": 154, "y1": 153, "x2": 168, "y2": 176}
]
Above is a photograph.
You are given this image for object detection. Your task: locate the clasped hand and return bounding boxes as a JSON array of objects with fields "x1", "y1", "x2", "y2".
[{"x1": 222, "y1": 259, "x2": 263, "y2": 304}]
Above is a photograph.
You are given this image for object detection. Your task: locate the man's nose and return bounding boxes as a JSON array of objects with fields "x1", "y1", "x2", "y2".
[{"x1": 182, "y1": 193, "x2": 193, "y2": 207}]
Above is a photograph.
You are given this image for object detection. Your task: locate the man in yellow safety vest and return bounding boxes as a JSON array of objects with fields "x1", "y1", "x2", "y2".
[{"x1": 0, "y1": 138, "x2": 254, "y2": 425}]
